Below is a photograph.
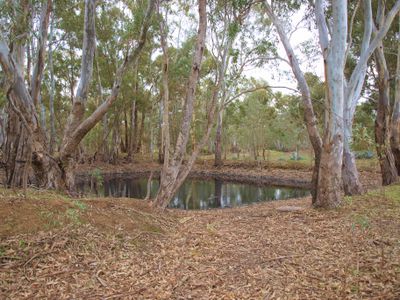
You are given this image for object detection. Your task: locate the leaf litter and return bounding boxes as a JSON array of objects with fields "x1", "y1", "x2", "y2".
[{"x1": 0, "y1": 185, "x2": 399, "y2": 299}]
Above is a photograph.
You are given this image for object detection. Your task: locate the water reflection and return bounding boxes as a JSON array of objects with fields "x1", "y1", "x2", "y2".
[{"x1": 76, "y1": 176, "x2": 310, "y2": 210}]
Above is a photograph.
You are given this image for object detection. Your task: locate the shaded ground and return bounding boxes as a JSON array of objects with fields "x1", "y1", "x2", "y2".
[{"x1": 1, "y1": 185, "x2": 399, "y2": 299}]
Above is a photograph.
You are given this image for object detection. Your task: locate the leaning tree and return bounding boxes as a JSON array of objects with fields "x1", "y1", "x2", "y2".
[{"x1": 0, "y1": 0, "x2": 156, "y2": 190}]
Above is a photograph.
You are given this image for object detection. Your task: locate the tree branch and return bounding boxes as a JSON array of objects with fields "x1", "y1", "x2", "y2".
[{"x1": 30, "y1": 0, "x2": 52, "y2": 107}]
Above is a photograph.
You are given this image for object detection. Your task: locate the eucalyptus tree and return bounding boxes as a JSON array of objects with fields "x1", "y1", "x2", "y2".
[
  {"x1": 373, "y1": 0, "x2": 400, "y2": 184},
  {"x1": 315, "y1": 0, "x2": 400, "y2": 204},
  {"x1": 263, "y1": 1, "x2": 322, "y2": 203},
  {"x1": 1, "y1": 0, "x2": 52, "y2": 187},
  {"x1": 312, "y1": 0, "x2": 348, "y2": 207},
  {"x1": 227, "y1": 88, "x2": 276, "y2": 159},
  {"x1": 392, "y1": 15, "x2": 400, "y2": 173},
  {"x1": 157, "y1": 0, "x2": 170, "y2": 165},
  {"x1": 264, "y1": 0, "x2": 400, "y2": 207},
  {"x1": 47, "y1": 2, "x2": 56, "y2": 154},
  {"x1": 208, "y1": 0, "x2": 253, "y2": 166},
  {"x1": 0, "y1": 0, "x2": 156, "y2": 189},
  {"x1": 153, "y1": 0, "x2": 208, "y2": 209}
]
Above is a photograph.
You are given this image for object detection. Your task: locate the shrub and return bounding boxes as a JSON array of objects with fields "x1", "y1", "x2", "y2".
[
  {"x1": 290, "y1": 152, "x2": 303, "y2": 161},
  {"x1": 354, "y1": 150, "x2": 374, "y2": 159}
]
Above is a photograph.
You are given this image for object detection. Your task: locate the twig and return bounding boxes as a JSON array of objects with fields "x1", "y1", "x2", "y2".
[
  {"x1": 22, "y1": 251, "x2": 54, "y2": 267},
  {"x1": 95, "y1": 270, "x2": 108, "y2": 287}
]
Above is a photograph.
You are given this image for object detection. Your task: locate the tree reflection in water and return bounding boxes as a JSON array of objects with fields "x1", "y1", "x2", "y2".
[{"x1": 77, "y1": 176, "x2": 310, "y2": 210}]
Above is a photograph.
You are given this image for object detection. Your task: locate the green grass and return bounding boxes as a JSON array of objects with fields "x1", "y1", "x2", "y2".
[{"x1": 365, "y1": 185, "x2": 400, "y2": 204}]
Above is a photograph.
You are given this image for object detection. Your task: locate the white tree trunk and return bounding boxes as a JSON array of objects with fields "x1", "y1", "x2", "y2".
[{"x1": 314, "y1": 0, "x2": 347, "y2": 208}]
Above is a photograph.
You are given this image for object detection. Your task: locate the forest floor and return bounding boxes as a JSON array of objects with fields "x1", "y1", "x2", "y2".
[{"x1": 1, "y1": 181, "x2": 399, "y2": 299}]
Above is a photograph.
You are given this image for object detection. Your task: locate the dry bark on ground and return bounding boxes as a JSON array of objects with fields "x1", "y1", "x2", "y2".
[{"x1": 1, "y1": 186, "x2": 399, "y2": 299}]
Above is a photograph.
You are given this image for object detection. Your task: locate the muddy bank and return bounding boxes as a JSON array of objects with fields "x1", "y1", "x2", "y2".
[{"x1": 77, "y1": 169, "x2": 311, "y2": 189}]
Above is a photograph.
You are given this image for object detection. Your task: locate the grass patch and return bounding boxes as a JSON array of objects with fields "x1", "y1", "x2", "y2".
[
  {"x1": 351, "y1": 214, "x2": 370, "y2": 231},
  {"x1": 363, "y1": 185, "x2": 400, "y2": 204}
]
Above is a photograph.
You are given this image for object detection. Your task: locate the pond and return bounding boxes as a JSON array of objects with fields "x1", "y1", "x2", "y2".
[{"x1": 76, "y1": 175, "x2": 310, "y2": 210}]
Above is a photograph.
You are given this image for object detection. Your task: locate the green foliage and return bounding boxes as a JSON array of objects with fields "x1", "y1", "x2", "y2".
[
  {"x1": 228, "y1": 22, "x2": 240, "y2": 39},
  {"x1": 354, "y1": 150, "x2": 374, "y2": 160},
  {"x1": 290, "y1": 152, "x2": 303, "y2": 161},
  {"x1": 224, "y1": 80, "x2": 316, "y2": 157},
  {"x1": 353, "y1": 101, "x2": 375, "y2": 151}
]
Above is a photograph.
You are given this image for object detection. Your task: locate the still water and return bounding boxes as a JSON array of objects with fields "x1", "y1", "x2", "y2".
[{"x1": 77, "y1": 176, "x2": 310, "y2": 210}]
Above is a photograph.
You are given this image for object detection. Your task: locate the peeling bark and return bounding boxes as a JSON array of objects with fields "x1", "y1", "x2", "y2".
[
  {"x1": 314, "y1": 0, "x2": 347, "y2": 208},
  {"x1": 2, "y1": 0, "x2": 57, "y2": 188}
]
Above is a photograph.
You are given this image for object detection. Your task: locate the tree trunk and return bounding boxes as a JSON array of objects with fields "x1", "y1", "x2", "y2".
[
  {"x1": 123, "y1": 110, "x2": 129, "y2": 153},
  {"x1": 314, "y1": 0, "x2": 347, "y2": 208},
  {"x1": 31, "y1": 0, "x2": 52, "y2": 107},
  {"x1": 2, "y1": 0, "x2": 55, "y2": 188},
  {"x1": 94, "y1": 45, "x2": 109, "y2": 161},
  {"x1": 374, "y1": 43, "x2": 398, "y2": 185},
  {"x1": 391, "y1": 14, "x2": 400, "y2": 173},
  {"x1": 214, "y1": 109, "x2": 223, "y2": 166},
  {"x1": 136, "y1": 110, "x2": 145, "y2": 153},
  {"x1": 109, "y1": 118, "x2": 121, "y2": 164},
  {"x1": 59, "y1": 0, "x2": 155, "y2": 187},
  {"x1": 158, "y1": 8, "x2": 170, "y2": 165},
  {"x1": 3, "y1": 75, "x2": 63, "y2": 188},
  {"x1": 342, "y1": 133, "x2": 365, "y2": 194},
  {"x1": 4, "y1": 108, "x2": 32, "y2": 187},
  {"x1": 0, "y1": 109, "x2": 6, "y2": 149},
  {"x1": 153, "y1": 0, "x2": 207, "y2": 209},
  {"x1": 342, "y1": 115, "x2": 364, "y2": 195},
  {"x1": 1, "y1": 0, "x2": 156, "y2": 191},
  {"x1": 128, "y1": 100, "x2": 137, "y2": 160},
  {"x1": 264, "y1": 1, "x2": 322, "y2": 203},
  {"x1": 48, "y1": 6, "x2": 56, "y2": 155}
]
